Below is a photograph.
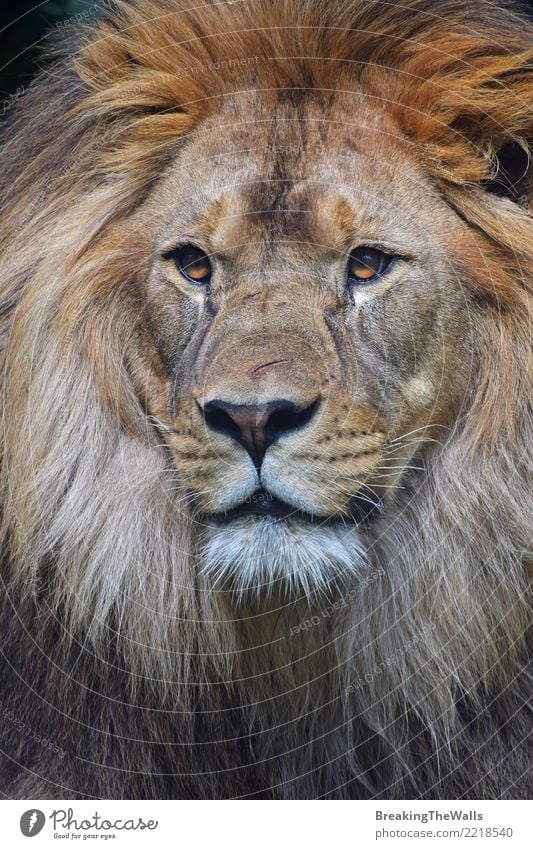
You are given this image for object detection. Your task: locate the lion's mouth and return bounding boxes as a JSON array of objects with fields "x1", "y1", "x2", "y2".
[{"x1": 204, "y1": 488, "x2": 381, "y2": 526}]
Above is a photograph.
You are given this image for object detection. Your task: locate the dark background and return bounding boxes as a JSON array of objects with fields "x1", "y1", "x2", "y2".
[{"x1": 0, "y1": 1, "x2": 102, "y2": 108}]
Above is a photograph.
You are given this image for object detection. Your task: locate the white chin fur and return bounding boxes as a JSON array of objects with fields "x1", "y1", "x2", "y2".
[{"x1": 200, "y1": 516, "x2": 367, "y2": 598}]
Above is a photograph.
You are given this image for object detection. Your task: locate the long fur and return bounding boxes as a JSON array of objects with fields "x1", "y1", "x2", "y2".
[{"x1": 0, "y1": 0, "x2": 531, "y2": 799}]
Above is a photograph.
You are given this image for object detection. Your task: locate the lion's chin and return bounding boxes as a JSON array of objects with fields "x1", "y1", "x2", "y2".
[{"x1": 199, "y1": 515, "x2": 367, "y2": 598}]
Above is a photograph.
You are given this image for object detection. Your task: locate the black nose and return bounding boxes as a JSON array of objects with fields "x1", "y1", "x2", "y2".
[{"x1": 201, "y1": 397, "x2": 319, "y2": 468}]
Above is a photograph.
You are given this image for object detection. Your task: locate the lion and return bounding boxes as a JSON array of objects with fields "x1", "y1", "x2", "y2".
[{"x1": 0, "y1": 0, "x2": 530, "y2": 800}]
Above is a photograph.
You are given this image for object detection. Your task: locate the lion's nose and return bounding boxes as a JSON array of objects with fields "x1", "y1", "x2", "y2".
[{"x1": 201, "y1": 397, "x2": 320, "y2": 469}]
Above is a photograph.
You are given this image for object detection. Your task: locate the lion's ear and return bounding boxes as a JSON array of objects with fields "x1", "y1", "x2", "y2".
[{"x1": 484, "y1": 140, "x2": 532, "y2": 207}]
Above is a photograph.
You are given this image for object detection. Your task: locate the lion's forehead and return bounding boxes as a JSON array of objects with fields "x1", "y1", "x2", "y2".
[{"x1": 158, "y1": 92, "x2": 435, "y2": 258}]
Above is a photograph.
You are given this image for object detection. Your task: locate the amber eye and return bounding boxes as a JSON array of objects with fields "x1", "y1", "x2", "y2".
[
  {"x1": 347, "y1": 246, "x2": 393, "y2": 285},
  {"x1": 172, "y1": 244, "x2": 212, "y2": 285}
]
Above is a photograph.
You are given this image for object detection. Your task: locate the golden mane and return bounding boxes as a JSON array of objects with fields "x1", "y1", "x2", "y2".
[
  {"x1": 80, "y1": 0, "x2": 533, "y2": 261},
  {"x1": 0, "y1": 0, "x2": 531, "y2": 800}
]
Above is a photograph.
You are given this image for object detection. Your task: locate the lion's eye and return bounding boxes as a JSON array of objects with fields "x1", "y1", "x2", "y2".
[
  {"x1": 347, "y1": 246, "x2": 393, "y2": 285},
  {"x1": 172, "y1": 244, "x2": 212, "y2": 285}
]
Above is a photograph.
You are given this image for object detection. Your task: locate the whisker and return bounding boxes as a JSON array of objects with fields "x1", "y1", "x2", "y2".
[
  {"x1": 372, "y1": 469, "x2": 424, "y2": 477},
  {"x1": 388, "y1": 423, "x2": 450, "y2": 445}
]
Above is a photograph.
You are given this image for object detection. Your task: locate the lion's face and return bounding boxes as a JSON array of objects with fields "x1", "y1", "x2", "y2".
[{"x1": 138, "y1": 93, "x2": 475, "y2": 590}]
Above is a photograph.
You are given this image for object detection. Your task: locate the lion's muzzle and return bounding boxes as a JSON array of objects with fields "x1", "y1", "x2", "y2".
[{"x1": 167, "y1": 297, "x2": 387, "y2": 526}]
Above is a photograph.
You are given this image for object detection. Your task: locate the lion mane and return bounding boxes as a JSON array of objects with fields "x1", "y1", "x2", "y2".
[{"x1": 0, "y1": 0, "x2": 531, "y2": 799}]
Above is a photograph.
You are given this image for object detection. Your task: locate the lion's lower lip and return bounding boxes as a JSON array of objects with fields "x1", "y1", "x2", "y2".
[
  {"x1": 202, "y1": 489, "x2": 301, "y2": 523},
  {"x1": 218, "y1": 490, "x2": 297, "y2": 520},
  {"x1": 204, "y1": 488, "x2": 381, "y2": 526}
]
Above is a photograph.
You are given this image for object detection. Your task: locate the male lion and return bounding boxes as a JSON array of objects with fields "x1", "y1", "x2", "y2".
[{"x1": 0, "y1": 0, "x2": 531, "y2": 800}]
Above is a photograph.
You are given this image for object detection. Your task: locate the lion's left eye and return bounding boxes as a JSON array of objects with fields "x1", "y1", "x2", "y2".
[
  {"x1": 172, "y1": 244, "x2": 212, "y2": 285},
  {"x1": 347, "y1": 246, "x2": 394, "y2": 285}
]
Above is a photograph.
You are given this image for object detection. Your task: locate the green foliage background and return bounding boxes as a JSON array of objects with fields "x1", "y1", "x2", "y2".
[{"x1": 0, "y1": 1, "x2": 103, "y2": 104}]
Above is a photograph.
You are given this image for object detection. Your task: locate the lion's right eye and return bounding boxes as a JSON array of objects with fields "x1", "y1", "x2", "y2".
[{"x1": 171, "y1": 244, "x2": 212, "y2": 285}]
